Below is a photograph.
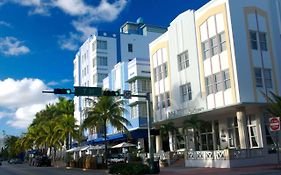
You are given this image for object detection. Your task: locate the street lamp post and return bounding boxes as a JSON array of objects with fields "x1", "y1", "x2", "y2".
[{"x1": 146, "y1": 93, "x2": 154, "y2": 173}]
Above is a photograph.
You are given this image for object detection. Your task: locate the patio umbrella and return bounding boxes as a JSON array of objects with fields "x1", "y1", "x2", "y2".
[
  {"x1": 112, "y1": 142, "x2": 136, "y2": 148},
  {"x1": 66, "y1": 147, "x2": 80, "y2": 152}
]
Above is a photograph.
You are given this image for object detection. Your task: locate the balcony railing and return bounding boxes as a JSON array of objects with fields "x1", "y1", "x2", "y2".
[{"x1": 186, "y1": 148, "x2": 264, "y2": 160}]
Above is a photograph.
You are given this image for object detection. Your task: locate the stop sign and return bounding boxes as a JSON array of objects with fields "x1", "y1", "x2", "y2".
[{"x1": 269, "y1": 117, "x2": 280, "y2": 131}]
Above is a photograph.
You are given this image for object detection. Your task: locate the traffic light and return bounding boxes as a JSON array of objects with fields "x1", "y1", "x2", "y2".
[
  {"x1": 54, "y1": 88, "x2": 72, "y2": 94},
  {"x1": 103, "y1": 90, "x2": 120, "y2": 96},
  {"x1": 123, "y1": 90, "x2": 132, "y2": 99}
]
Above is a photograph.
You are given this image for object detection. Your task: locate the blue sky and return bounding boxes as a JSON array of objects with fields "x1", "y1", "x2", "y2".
[{"x1": 0, "y1": 0, "x2": 209, "y2": 136}]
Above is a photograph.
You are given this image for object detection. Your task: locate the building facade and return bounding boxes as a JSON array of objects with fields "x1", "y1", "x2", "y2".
[
  {"x1": 149, "y1": 0, "x2": 281, "y2": 168},
  {"x1": 73, "y1": 19, "x2": 166, "y2": 142}
]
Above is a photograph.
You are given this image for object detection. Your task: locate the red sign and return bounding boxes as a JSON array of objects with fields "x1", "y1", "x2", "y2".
[{"x1": 269, "y1": 117, "x2": 280, "y2": 131}]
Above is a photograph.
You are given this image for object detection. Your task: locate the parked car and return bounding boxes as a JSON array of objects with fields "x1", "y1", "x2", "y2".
[
  {"x1": 8, "y1": 158, "x2": 23, "y2": 164},
  {"x1": 30, "y1": 155, "x2": 51, "y2": 167}
]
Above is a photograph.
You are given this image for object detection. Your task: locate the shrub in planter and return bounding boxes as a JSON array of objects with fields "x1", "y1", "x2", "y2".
[{"x1": 109, "y1": 162, "x2": 149, "y2": 175}]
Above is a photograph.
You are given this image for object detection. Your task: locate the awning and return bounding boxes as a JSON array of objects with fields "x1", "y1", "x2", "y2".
[{"x1": 88, "y1": 133, "x2": 126, "y2": 144}]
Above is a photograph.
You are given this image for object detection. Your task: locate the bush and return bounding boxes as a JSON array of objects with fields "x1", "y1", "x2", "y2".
[{"x1": 109, "y1": 162, "x2": 149, "y2": 175}]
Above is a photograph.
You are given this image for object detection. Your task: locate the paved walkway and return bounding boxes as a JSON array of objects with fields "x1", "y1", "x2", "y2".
[{"x1": 157, "y1": 164, "x2": 281, "y2": 175}]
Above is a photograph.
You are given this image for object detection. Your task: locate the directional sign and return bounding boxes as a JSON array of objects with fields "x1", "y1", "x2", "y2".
[
  {"x1": 74, "y1": 86, "x2": 102, "y2": 96},
  {"x1": 269, "y1": 117, "x2": 280, "y2": 132}
]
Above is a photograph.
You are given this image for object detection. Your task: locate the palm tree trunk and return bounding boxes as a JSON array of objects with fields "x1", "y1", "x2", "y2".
[{"x1": 103, "y1": 119, "x2": 108, "y2": 167}]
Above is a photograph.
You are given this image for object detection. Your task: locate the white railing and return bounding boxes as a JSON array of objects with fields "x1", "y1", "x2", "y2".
[{"x1": 186, "y1": 148, "x2": 264, "y2": 160}]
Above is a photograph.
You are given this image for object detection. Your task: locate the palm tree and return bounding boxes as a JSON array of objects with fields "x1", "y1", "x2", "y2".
[
  {"x1": 265, "y1": 91, "x2": 281, "y2": 117},
  {"x1": 82, "y1": 95, "x2": 131, "y2": 166},
  {"x1": 183, "y1": 115, "x2": 205, "y2": 151}
]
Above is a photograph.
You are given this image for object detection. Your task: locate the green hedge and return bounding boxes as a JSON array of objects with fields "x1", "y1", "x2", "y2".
[{"x1": 109, "y1": 162, "x2": 149, "y2": 175}]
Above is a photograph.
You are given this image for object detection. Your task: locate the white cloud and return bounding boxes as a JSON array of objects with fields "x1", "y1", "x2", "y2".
[
  {"x1": 57, "y1": 32, "x2": 81, "y2": 51},
  {"x1": 54, "y1": 0, "x2": 91, "y2": 16},
  {"x1": 0, "y1": 37, "x2": 30, "y2": 56},
  {"x1": 3, "y1": 0, "x2": 128, "y2": 51},
  {"x1": 0, "y1": 78, "x2": 57, "y2": 129},
  {"x1": 47, "y1": 78, "x2": 72, "y2": 86},
  {"x1": 0, "y1": 21, "x2": 12, "y2": 28}
]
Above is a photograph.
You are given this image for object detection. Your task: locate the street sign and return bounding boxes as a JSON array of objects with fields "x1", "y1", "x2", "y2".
[
  {"x1": 123, "y1": 90, "x2": 132, "y2": 99},
  {"x1": 269, "y1": 117, "x2": 280, "y2": 131},
  {"x1": 74, "y1": 86, "x2": 102, "y2": 96}
]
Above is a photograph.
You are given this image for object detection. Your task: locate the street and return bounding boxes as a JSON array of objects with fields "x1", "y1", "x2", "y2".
[
  {"x1": 0, "y1": 161, "x2": 107, "y2": 175},
  {"x1": 1, "y1": 161, "x2": 281, "y2": 175}
]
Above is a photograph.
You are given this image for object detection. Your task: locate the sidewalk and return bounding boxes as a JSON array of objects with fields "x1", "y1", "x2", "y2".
[{"x1": 157, "y1": 164, "x2": 281, "y2": 175}]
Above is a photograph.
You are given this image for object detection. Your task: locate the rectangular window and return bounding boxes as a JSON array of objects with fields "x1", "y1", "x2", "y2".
[
  {"x1": 214, "y1": 72, "x2": 223, "y2": 92},
  {"x1": 227, "y1": 117, "x2": 240, "y2": 148},
  {"x1": 163, "y1": 63, "x2": 168, "y2": 78},
  {"x1": 254, "y1": 68, "x2": 263, "y2": 87},
  {"x1": 131, "y1": 105, "x2": 137, "y2": 119},
  {"x1": 210, "y1": 36, "x2": 218, "y2": 56},
  {"x1": 93, "y1": 57, "x2": 96, "y2": 68},
  {"x1": 166, "y1": 92, "x2": 170, "y2": 107},
  {"x1": 130, "y1": 81, "x2": 136, "y2": 94},
  {"x1": 206, "y1": 76, "x2": 213, "y2": 95},
  {"x1": 97, "y1": 40, "x2": 107, "y2": 50},
  {"x1": 155, "y1": 95, "x2": 160, "y2": 110},
  {"x1": 219, "y1": 32, "x2": 226, "y2": 52},
  {"x1": 264, "y1": 69, "x2": 272, "y2": 88},
  {"x1": 97, "y1": 56, "x2": 107, "y2": 66},
  {"x1": 202, "y1": 40, "x2": 210, "y2": 60},
  {"x1": 177, "y1": 50, "x2": 189, "y2": 71},
  {"x1": 139, "y1": 103, "x2": 147, "y2": 117},
  {"x1": 259, "y1": 32, "x2": 267, "y2": 51},
  {"x1": 160, "y1": 94, "x2": 165, "y2": 108},
  {"x1": 158, "y1": 65, "x2": 163, "y2": 80},
  {"x1": 250, "y1": 31, "x2": 258, "y2": 50},
  {"x1": 247, "y1": 115, "x2": 259, "y2": 148},
  {"x1": 139, "y1": 79, "x2": 151, "y2": 93},
  {"x1": 128, "y1": 43, "x2": 133, "y2": 52},
  {"x1": 180, "y1": 83, "x2": 192, "y2": 102},
  {"x1": 97, "y1": 73, "x2": 107, "y2": 83},
  {"x1": 223, "y1": 69, "x2": 231, "y2": 89}
]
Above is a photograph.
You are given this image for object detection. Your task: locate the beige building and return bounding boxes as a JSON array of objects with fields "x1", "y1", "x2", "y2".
[{"x1": 149, "y1": 0, "x2": 281, "y2": 168}]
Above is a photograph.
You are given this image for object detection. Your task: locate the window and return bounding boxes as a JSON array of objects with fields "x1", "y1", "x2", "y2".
[
  {"x1": 93, "y1": 75, "x2": 97, "y2": 84},
  {"x1": 128, "y1": 43, "x2": 133, "y2": 52},
  {"x1": 155, "y1": 95, "x2": 160, "y2": 110},
  {"x1": 250, "y1": 31, "x2": 268, "y2": 51},
  {"x1": 97, "y1": 40, "x2": 107, "y2": 50},
  {"x1": 154, "y1": 67, "x2": 157, "y2": 82},
  {"x1": 166, "y1": 92, "x2": 170, "y2": 107},
  {"x1": 247, "y1": 115, "x2": 259, "y2": 148},
  {"x1": 250, "y1": 31, "x2": 258, "y2": 50},
  {"x1": 177, "y1": 50, "x2": 189, "y2": 71},
  {"x1": 219, "y1": 32, "x2": 226, "y2": 52},
  {"x1": 163, "y1": 63, "x2": 168, "y2": 78},
  {"x1": 130, "y1": 81, "x2": 136, "y2": 94},
  {"x1": 200, "y1": 121, "x2": 213, "y2": 150},
  {"x1": 214, "y1": 72, "x2": 223, "y2": 92},
  {"x1": 131, "y1": 105, "x2": 137, "y2": 119},
  {"x1": 206, "y1": 76, "x2": 213, "y2": 95},
  {"x1": 227, "y1": 117, "x2": 240, "y2": 148},
  {"x1": 180, "y1": 83, "x2": 192, "y2": 102},
  {"x1": 254, "y1": 68, "x2": 263, "y2": 87},
  {"x1": 139, "y1": 104, "x2": 147, "y2": 117},
  {"x1": 259, "y1": 32, "x2": 267, "y2": 51},
  {"x1": 264, "y1": 69, "x2": 272, "y2": 88},
  {"x1": 97, "y1": 73, "x2": 107, "y2": 83},
  {"x1": 93, "y1": 57, "x2": 96, "y2": 68},
  {"x1": 210, "y1": 36, "x2": 219, "y2": 56},
  {"x1": 223, "y1": 69, "x2": 231, "y2": 89},
  {"x1": 97, "y1": 56, "x2": 107, "y2": 66},
  {"x1": 138, "y1": 79, "x2": 151, "y2": 93},
  {"x1": 202, "y1": 40, "x2": 210, "y2": 60}
]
